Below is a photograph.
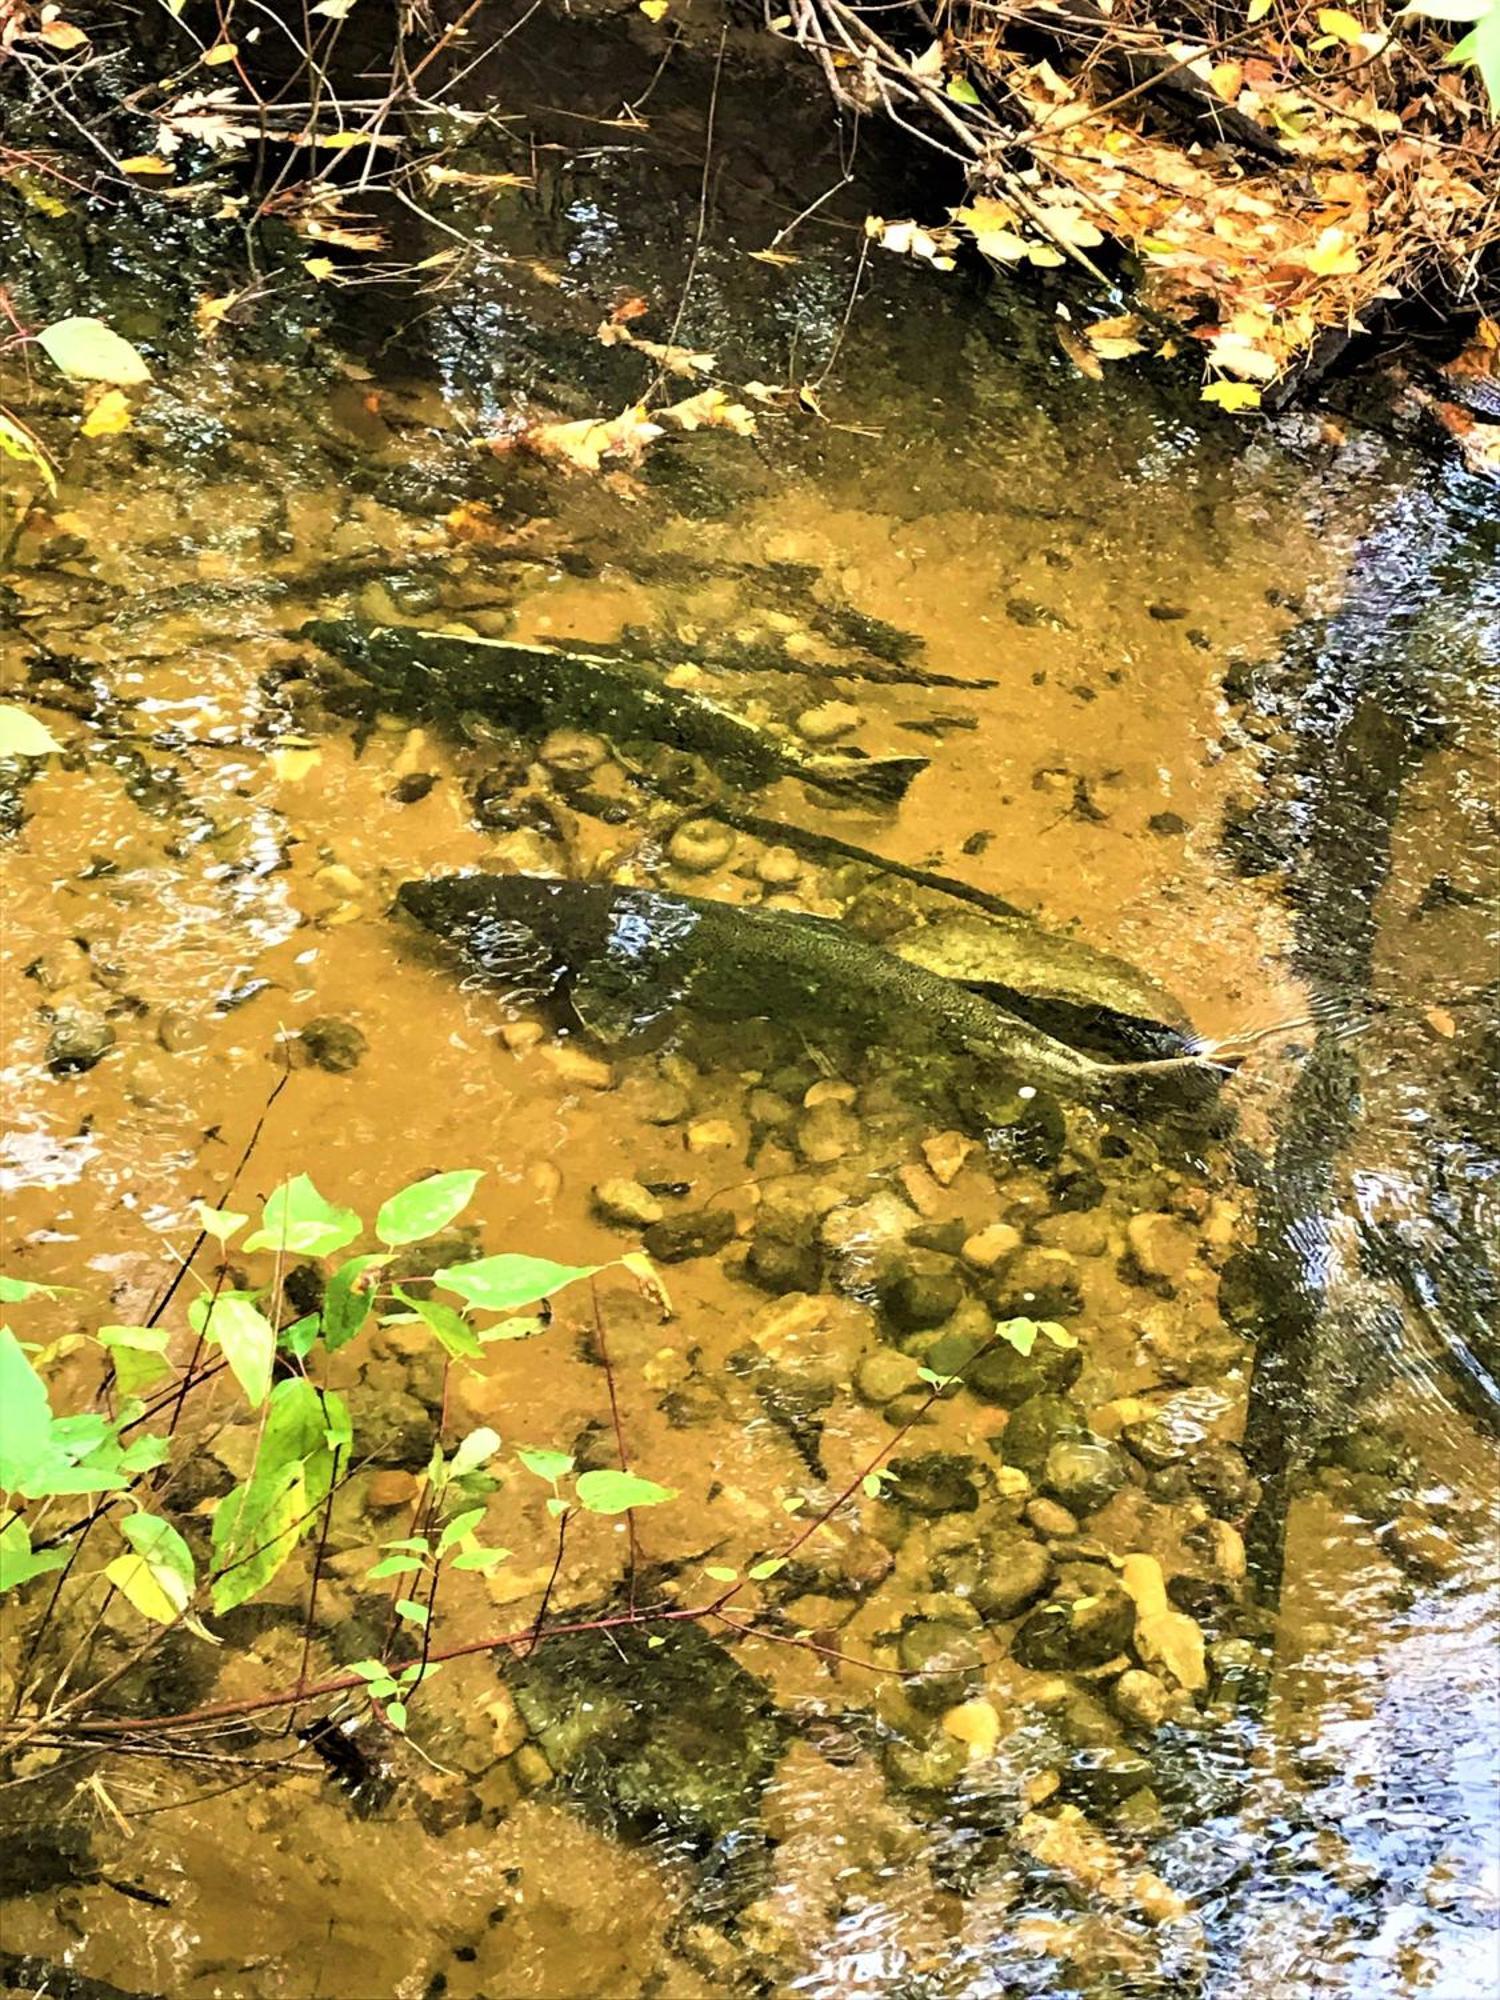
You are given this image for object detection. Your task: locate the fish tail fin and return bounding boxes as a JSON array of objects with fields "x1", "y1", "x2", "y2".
[{"x1": 809, "y1": 754, "x2": 929, "y2": 803}]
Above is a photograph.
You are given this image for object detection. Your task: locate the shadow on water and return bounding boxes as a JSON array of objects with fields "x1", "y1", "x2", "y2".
[{"x1": 1, "y1": 6, "x2": 1497, "y2": 1998}]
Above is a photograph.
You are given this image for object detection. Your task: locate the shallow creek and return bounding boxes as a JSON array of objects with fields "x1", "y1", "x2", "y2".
[{"x1": 1, "y1": 12, "x2": 1497, "y2": 1999}]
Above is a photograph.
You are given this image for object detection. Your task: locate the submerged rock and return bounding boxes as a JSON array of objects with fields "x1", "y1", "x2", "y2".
[
  {"x1": 506, "y1": 1618, "x2": 781, "y2": 1843},
  {"x1": 1044, "y1": 1438, "x2": 1129, "y2": 1516},
  {"x1": 591, "y1": 1178, "x2": 665, "y2": 1229},
  {"x1": 44, "y1": 1010, "x2": 115, "y2": 1075},
  {"x1": 296, "y1": 1015, "x2": 368, "y2": 1073},
  {"x1": 1013, "y1": 1584, "x2": 1135, "y2": 1671},
  {"x1": 642, "y1": 1206, "x2": 736, "y2": 1262}
]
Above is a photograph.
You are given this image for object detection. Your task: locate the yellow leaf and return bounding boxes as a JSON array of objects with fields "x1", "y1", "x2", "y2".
[
  {"x1": 81, "y1": 389, "x2": 133, "y2": 437},
  {"x1": 1302, "y1": 226, "x2": 1361, "y2": 276},
  {"x1": 1202, "y1": 381, "x2": 1264, "y2": 411},
  {"x1": 659, "y1": 389, "x2": 757, "y2": 435},
  {"x1": 39, "y1": 20, "x2": 89, "y2": 50},
  {"x1": 1316, "y1": 8, "x2": 1365, "y2": 44},
  {"x1": 0, "y1": 411, "x2": 58, "y2": 493},
  {"x1": 1085, "y1": 311, "x2": 1145, "y2": 360},
  {"x1": 303, "y1": 257, "x2": 337, "y2": 280},
  {"x1": 37, "y1": 316, "x2": 151, "y2": 386},
  {"x1": 105, "y1": 1553, "x2": 187, "y2": 1625},
  {"x1": 640, "y1": 0, "x2": 670, "y2": 17},
  {"x1": 748, "y1": 247, "x2": 801, "y2": 266},
  {"x1": 202, "y1": 43, "x2": 239, "y2": 66},
  {"x1": 119, "y1": 155, "x2": 174, "y2": 175},
  {"x1": 1246, "y1": 0, "x2": 1274, "y2": 19},
  {"x1": 196, "y1": 292, "x2": 239, "y2": 334}
]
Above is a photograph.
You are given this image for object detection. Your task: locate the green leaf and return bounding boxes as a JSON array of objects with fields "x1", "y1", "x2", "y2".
[
  {"x1": 99, "y1": 1324, "x2": 173, "y2": 1395},
  {"x1": 1451, "y1": 4, "x2": 1500, "y2": 112},
  {"x1": 516, "y1": 1447, "x2": 574, "y2": 1484},
  {"x1": 375, "y1": 1170, "x2": 482, "y2": 1246},
  {"x1": 194, "y1": 1200, "x2": 248, "y2": 1245},
  {"x1": 1399, "y1": 0, "x2": 1489, "y2": 20},
  {"x1": 366, "y1": 1676, "x2": 401, "y2": 1701},
  {"x1": 0, "y1": 1516, "x2": 67, "y2": 1595},
  {"x1": 478, "y1": 1314, "x2": 548, "y2": 1343},
  {"x1": 0, "y1": 1327, "x2": 56, "y2": 1492},
  {"x1": 747, "y1": 1557, "x2": 787, "y2": 1581},
  {"x1": 118, "y1": 1432, "x2": 170, "y2": 1474},
  {"x1": 366, "y1": 1553, "x2": 425, "y2": 1579},
  {"x1": 280, "y1": 1312, "x2": 321, "y2": 1359},
  {"x1": 37, "y1": 316, "x2": 151, "y2": 386},
  {"x1": 210, "y1": 1463, "x2": 306, "y2": 1613},
  {"x1": 106, "y1": 1553, "x2": 187, "y2": 1623},
  {"x1": 121, "y1": 1510, "x2": 195, "y2": 1609},
  {"x1": 437, "y1": 1505, "x2": 486, "y2": 1554},
  {"x1": 448, "y1": 1427, "x2": 500, "y2": 1481},
  {"x1": 348, "y1": 1658, "x2": 391, "y2": 1682},
  {"x1": 390, "y1": 1285, "x2": 482, "y2": 1361},
  {"x1": 385, "y1": 1700, "x2": 408, "y2": 1730},
  {"x1": 703, "y1": 1564, "x2": 738, "y2": 1582},
  {"x1": 947, "y1": 75, "x2": 981, "y2": 106},
  {"x1": 449, "y1": 1546, "x2": 508, "y2": 1571},
  {"x1": 996, "y1": 1317, "x2": 1041, "y2": 1357},
  {"x1": 322, "y1": 1253, "x2": 386, "y2": 1352},
  {"x1": 244, "y1": 1175, "x2": 361, "y2": 1259},
  {"x1": 394, "y1": 1597, "x2": 429, "y2": 1627},
  {"x1": 0, "y1": 1275, "x2": 67, "y2": 1302},
  {"x1": 1037, "y1": 1320, "x2": 1077, "y2": 1349},
  {"x1": 202, "y1": 1295, "x2": 276, "y2": 1408},
  {"x1": 0, "y1": 706, "x2": 64, "y2": 759},
  {"x1": 574, "y1": 1469, "x2": 677, "y2": 1514},
  {"x1": 434, "y1": 1253, "x2": 599, "y2": 1313}
]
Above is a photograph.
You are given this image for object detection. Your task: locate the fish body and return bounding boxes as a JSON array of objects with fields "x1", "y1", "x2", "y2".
[
  {"x1": 396, "y1": 872, "x2": 1113, "y2": 1102},
  {"x1": 302, "y1": 620, "x2": 927, "y2": 803},
  {"x1": 889, "y1": 913, "x2": 1192, "y2": 1058}
]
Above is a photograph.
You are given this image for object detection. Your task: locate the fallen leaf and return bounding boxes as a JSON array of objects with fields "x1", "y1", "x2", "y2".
[
  {"x1": 1201, "y1": 380, "x2": 1265, "y2": 410},
  {"x1": 37, "y1": 317, "x2": 151, "y2": 386},
  {"x1": 748, "y1": 247, "x2": 801, "y2": 266},
  {"x1": 39, "y1": 19, "x2": 88, "y2": 51},
  {"x1": 640, "y1": 0, "x2": 669, "y2": 18},
  {"x1": 513, "y1": 404, "x2": 664, "y2": 474},
  {"x1": 202, "y1": 43, "x2": 239, "y2": 66},
  {"x1": 0, "y1": 411, "x2": 58, "y2": 493},
  {"x1": 659, "y1": 388, "x2": 756, "y2": 434},
  {"x1": 303, "y1": 257, "x2": 338, "y2": 281},
  {"x1": 1425, "y1": 1005, "x2": 1457, "y2": 1038},
  {"x1": 596, "y1": 321, "x2": 716, "y2": 376},
  {"x1": 1056, "y1": 324, "x2": 1104, "y2": 380},
  {"x1": 80, "y1": 389, "x2": 133, "y2": 437},
  {"x1": 119, "y1": 156, "x2": 174, "y2": 175},
  {"x1": 1085, "y1": 311, "x2": 1146, "y2": 360}
]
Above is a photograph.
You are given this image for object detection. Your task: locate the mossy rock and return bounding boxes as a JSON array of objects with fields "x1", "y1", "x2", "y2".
[{"x1": 506, "y1": 1618, "x2": 781, "y2": 1846}]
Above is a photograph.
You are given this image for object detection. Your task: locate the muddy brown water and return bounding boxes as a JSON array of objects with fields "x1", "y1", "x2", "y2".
[{"x1": 2, "y1": 11, "x2": 1497, "y2": 1999}]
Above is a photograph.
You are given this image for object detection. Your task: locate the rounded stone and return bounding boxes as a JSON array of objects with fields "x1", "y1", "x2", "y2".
[
  {"x1": 1012, "y1": 1585, "x2": 1136, "y2": 1671},
  {"x1": 886, "y1": 1452, "x2": 983, "y2": 1517},
  {"x1": 1044, "y1": 1438, "x2": 1129, "y2": 1515},
  {"x1": 795, "y1": 700, "x2": 861, "y2": 744},
  {"x1": 297, "y1": 1016, "x2": 368, "y2": 1074},
  {"x1": 882, "y1": 1261, "x2": 964, "y2": 1335},
  {"x1": 746, "y1": 1233, "x2": 822, "y2": 1296},
  {"x1": 641, "y1": 1208, "x2": 736, "y2": 1263},
  {"x1": 897, "y1": 1620, "x2": 985, "y2": 1712},
  {"x1": 591, "y1": 1178, "x2": 665, "y2": 1230},
  {"x1": 999, "y1": 1394, "x2": 1085, "y2": 1476},
  {"x1": 1025, "y1": 1496, "x2": 1081, "y2": 1539},
  {"x1": 961, "y1": 1224, "x2": 1023, "y2": 1272},
  {"x1": 45, "y1": 1013, "x2": 115, "y2": 1076},
  {"x1": 1111, "y1": 1668, "x2": 1173, "y2": 1731},
  {"x1": 1061, "y1": 1745, "x2": 1157, "y2": 1811},
  {"x1": 754, "y1": 845, "x2": 802, "y2": 887},
  {"x1": 540, "y1": 729, "x2": 610, "y2": 774},
  {"x1": 156, "y1": 1006, "x2": 207, "y2": 1055},
  {"x1": 856, "y1": 1349, "x2": 925, "y2": 1407},
  {"x1": 794, "y1": 1102, "x2": 863, "y2": 1165},
  {"x1": 968, "y1": 1338, "x2": 1082, "y2": 1409},
  {"x1": 668, "y1": 818, "x2": 736, "y2": 873},
  {"x1": 973, "y1": 1536, "x2": 1052, "y2": 1621}
]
